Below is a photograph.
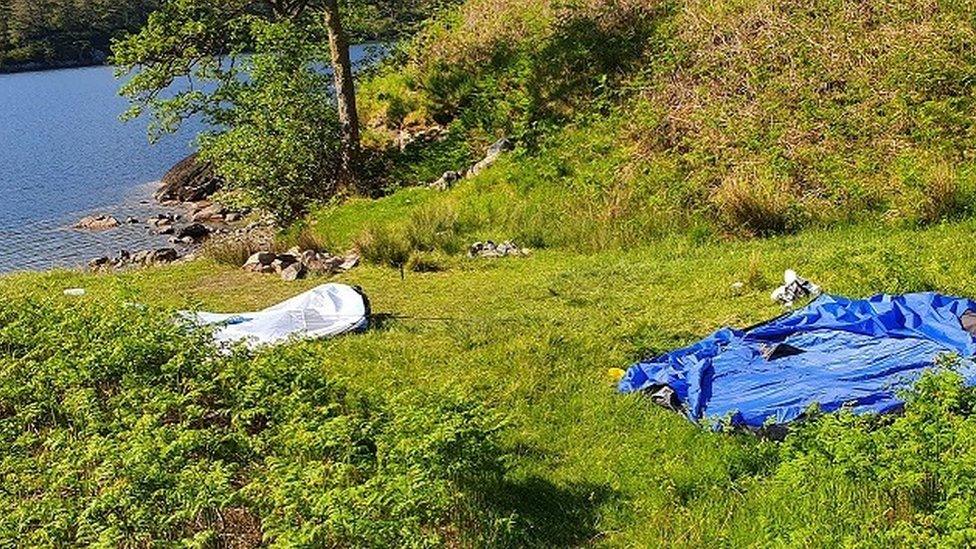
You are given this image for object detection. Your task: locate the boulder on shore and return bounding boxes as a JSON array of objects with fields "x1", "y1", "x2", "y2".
[
  {"x1": 155, "y1": 153, "x2": 222, "y2": 203},
  {"x1": 75, "y1": 214, "x2": 120, "y2": 231},
  {"x1": 176, "y1": 223, "x2": 211, "y2": 242}
]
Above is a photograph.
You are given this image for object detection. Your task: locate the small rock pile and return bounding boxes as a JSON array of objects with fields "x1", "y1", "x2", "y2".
[
  {"x1": 148, "y1": 213, "x2": 180, "y2": 235},
  {"x1": 430, "y1": 137, "x2": 514, "y2": 191},
  {"x1": 88, "y1": 247, "x2": 181, "y2": 271},
  {"x1": 396, "y1": 125, "x2": 446, "y2": 151},
  {"x1": 243, "y1": 248, "x2": 361, "y2": 281},
  {"x1": 189, "y1": 200, "x2": 245, "y2": 224},
  {"x1": 467, "y1": 240, "x2": 529, "y2": 258},
  {"x1": 74, "y1": 214, "x2": 120, "y2": 230}
]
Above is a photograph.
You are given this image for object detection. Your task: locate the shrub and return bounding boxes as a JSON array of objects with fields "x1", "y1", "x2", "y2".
[
  {"x1": 893, "y1": 155, "x2": 976, "y2": 225},
  {"x1": 407, "y1": 251, "x2": 448, "y2": 272},
  {"x1": 711, "y1": 166, "x2": 799, "y2": 236},
  {"x1": 0, "y1": 293, "x2": 512, "y2": 546},
  {"x1": 354, "y1": 224, "x2": 413, "y2": 268},
  {"x1": 275, "y1": 223, "x2": 336, "y2": 254},
  {"x1": 405, "y1": 202, "x2": 467, "y2": 254},
  {"x1": 763, "y1": 363, "x2": 976, "y2": 546},
  {"x1": 203, "y1": 235, "x2": 271, "y2": 266}
]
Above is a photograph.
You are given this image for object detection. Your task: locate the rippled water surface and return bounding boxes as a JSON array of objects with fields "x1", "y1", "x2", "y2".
[
  {"x1": 0, "y1": 45, "x2": 381, "y2": 273},
  {"x1": 0, "y1": 65, "x2": 201, "y2": 272}
]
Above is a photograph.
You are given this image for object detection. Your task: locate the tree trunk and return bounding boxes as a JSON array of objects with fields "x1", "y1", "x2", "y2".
[{"x1": 323, "y1": 0, "x2": 360, "y2": 193}]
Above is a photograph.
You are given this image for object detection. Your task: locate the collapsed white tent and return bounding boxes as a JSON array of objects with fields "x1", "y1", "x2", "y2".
[{"x1": 192, "y1": 283, "x2": 370, "y2": 348}]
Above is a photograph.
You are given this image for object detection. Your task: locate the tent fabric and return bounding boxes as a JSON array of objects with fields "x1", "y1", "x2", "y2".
[
  {"x1": 618, "y1": 292, "x2": 976, "y2": 428},
  {"x1": 192, "y1": 283, "x2": 370, "y2": 348}
]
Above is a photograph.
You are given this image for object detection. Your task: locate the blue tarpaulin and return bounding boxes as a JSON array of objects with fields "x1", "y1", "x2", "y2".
[{"x1": 618, "y1": 292, "x2": 976, "y2": 428}]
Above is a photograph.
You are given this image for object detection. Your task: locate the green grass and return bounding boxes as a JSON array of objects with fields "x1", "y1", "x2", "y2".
[
  {"x1": 7, "y1": 219, "x2": 976, "y2": 545},
  {"x1": 358, "y1": 0, "x2": 976, "y2": 236}
]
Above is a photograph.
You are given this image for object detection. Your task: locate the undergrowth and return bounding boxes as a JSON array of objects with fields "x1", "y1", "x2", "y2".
[
  {"x1": 8, "y1": 221, "x2": 976, "y2": 544},
  {"x1": 0, "y1": 295, "x2": 515, "y2": 546}
]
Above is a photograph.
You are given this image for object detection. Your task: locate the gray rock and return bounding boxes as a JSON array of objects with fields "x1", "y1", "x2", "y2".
[
  {"x1": 125, "y1": 216, "x2": 140, "y2": 224},
  {"x1": 131, "y1": 250, "x2": 152, "y2": 265},
  {"x1": 150, "y1": 248, "x2": 179, "y2": 264},
  {"x1": 88, "y1": 256, "x2": 110, "y2": 269},
  {"x1": 155, "y1": 153, "x2": 222, "y2": 203},
  {"x1": 338, "y1": 253, "x2": 360, "y2": 271},
  {"x1": 299, "y1": 251, "x2": 336, "y2": 274},
  {"x1": 271, "y1": 256, "x2": 298, "y2": 273},
  {"x1": 75, "y1": 214, "x2": 120, "y2": 230},
  {"x1": 468, "y1": 137, "x2": 514, "y2": 177},
  {"x1": 243, "y1": 251, "x2": 277, "y2": 272},
  {"x1": 280, "y1": 261, "x2": 307, "y2": 281},
  {"x1": 487, "y1": 137, "x2": 514, "y2": 156},
  {"x1": 176, "y1": 223, "x2": 211, "y2": 241},
  {"x1": 191, "y1": 203, "x2": 226, "y2": 223},
  {"x1": 430, "y1": 170, "x2": 462, "y2": 191},
  {"x1": 468, "y1": 240, "x2": 527, "y2": 258}
]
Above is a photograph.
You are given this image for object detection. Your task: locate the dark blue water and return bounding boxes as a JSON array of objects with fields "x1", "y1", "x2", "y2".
[{"x1": 0, "y1": 44, "x2": 382, "y2": 272}]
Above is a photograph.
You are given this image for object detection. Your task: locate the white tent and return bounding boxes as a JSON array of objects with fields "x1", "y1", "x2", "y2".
[{"x1": 192, "y1": 283, "x2": 370, "y2": 348}]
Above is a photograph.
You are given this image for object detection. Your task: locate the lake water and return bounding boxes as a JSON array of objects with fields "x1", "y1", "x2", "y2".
[{"x1": 0, "y1": 44, "x2": 382, "y2": 273}]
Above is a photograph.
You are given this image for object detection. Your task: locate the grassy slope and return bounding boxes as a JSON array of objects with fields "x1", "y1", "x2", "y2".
[
  {"x1": 359, "y1": 0, "x2": 976, "y2": 238},
  {"x1": 10, "y1": 0, "x2": 976, "y2": 544},
  {"x1": 6, "y1": 218, "x2": 976, "y2": 545}
]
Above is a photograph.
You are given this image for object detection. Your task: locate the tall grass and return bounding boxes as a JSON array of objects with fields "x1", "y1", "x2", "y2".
[{"x1": 356, "y1": 0, "x2": 976, "y2": 239}]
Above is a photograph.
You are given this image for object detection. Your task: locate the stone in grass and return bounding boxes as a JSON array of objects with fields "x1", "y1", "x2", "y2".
[
  {"x1": 280, "y1": 261, "x2": 307, "y2": 281},
  {"x1": 338, "y1": 253, "x2": 360, "y2": 271},
  {"x1": 271, "y1": 254, "x2": 299, "y2": 273},
  {"x1": 243, "y1": 251, "x2": 277, "y2": 272},
  {"x1": 468, "y1": 240, "x2": 528, "y2": 258},
  {"x1": 430, "y1": 170, "x2": 462, "y2": 191}
]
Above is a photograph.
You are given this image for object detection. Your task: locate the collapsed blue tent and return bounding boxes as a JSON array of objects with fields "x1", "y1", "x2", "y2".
[{"x1": 618, "y1": 292, "x2": 976, "y2": 428}]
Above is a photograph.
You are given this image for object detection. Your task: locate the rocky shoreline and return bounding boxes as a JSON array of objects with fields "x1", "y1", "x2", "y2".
[
  {"x1": 77, "y1": 140, "x2": 523, "y2": 275},
  {"x1": 0, "y1": 58, "x2": 108, "y2": 75},
  {"x1": 80, "y1": 153, "x2": 269, "y2": 272}
]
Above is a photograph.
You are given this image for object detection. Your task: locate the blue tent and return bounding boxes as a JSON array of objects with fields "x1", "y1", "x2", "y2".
[{"x1": 618, "y1": 292, "x2": 976, "y2": 428}]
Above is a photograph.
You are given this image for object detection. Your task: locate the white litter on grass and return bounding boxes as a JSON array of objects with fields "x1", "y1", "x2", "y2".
[
  {"x1": 189, "y1": 283, "x2": 369, "y2": 348},
  {"x1": 63, "y1": 288, "x2": 86, "y2": 296},
  {"x1": 771, "y1": 269, "x2": 821, "y2": 307}
]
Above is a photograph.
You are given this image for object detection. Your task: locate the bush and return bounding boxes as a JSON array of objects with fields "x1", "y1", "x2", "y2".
[
  {"x1": 758, "y1": 362, "x2": 976, "y2": 546},
  {"x1": 354, "y1": 224, "x2": 413, "y2": 268},
  {"x1": 407, "y1": 251, "x2": 448, "y2": 272},
  {"x1": 405, "y1": 202, "x2": 467, "y2": 254},
  {"x1": 203, "y1": 235, "x2": 271, "y2": 266},
  {"x1": 0, "y1": 293, "x2": 512, "y2": 546},
  {"x1": 892, "y1": 155, "x2": 976, "y2": 225},
  {"x1": 711, "y1": 166, "x2": 799, "y2": 236},
  {"x1": 275, "y1": 223, "x2": 336, "y2": 254}
]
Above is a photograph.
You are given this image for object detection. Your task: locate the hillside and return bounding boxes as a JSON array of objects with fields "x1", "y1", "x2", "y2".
[
  {"x1": 353, "y1": 0, "x2": 976, "y2": 245},
  {"x1": 0, "y1": 0, "x2": 159, "y2": 72},
  {"x1": 6, "y1": 0, "x2": 976, "y2": 546}
]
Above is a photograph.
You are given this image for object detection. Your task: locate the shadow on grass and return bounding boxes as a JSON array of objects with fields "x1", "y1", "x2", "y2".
[{"x1": 476, "y1": 475, "x2": 616, "y2": 547}]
